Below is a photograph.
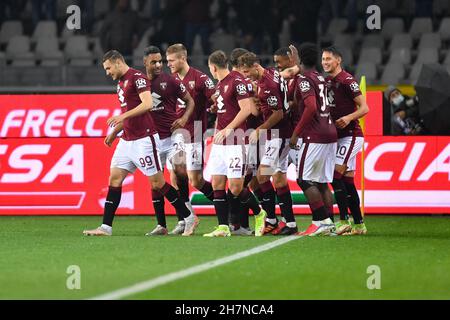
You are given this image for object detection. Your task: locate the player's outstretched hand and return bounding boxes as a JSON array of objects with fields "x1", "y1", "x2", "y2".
[
  {"x1": 171, "y1": 117, "x2": 187, "y2": 132},
  {"x1": 288, "y1": 44, "x2": 300, "y2": 66},
  {"x1": 213, "y1": 129, "x2": 230, "y2": 144},
  {"x1": 249, "y1": 129, "x2": 259, "y2": 144},
  {"x1": 107, "y1": 115, "x2": 123, "y2": 127}
]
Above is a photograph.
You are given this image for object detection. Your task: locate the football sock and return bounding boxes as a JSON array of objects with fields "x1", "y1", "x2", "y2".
[
  {"x1": 343, "y1": 176, "x2": 364, "y2": 224},
  {"x1": 276, "y1": 186, "x2": 296, "y2": 224},
  {"x1": 239, "y1": 187, "x2": 261, "y2": 215},
  {"x1": 102, "y1": 186, "x2": 122, "y2": 227},
  {"x1": 259, "y1": 180, "x2": 276, "y2": 219},
  {"x1": 227, "y1": 189, "x2": 240, "y2": 227},
  {"x1": 240, "y1": 204, "x2": 250, "y2": 229},
  {"x1": 310, "y1": 200, "x2": 329, "y2": 222},
  {"x1": 152, "y1": 190, "x2": 166, "y2": 228},
  {"x1": 213, "y1": 190, "x2": 229, "y2": 225},
  {"x1": 331, "y1": 173, "x2": 350, "y2": 221},
  {"x1": 160, "y1": 183, "x2": 191, "y2": 219},
  {"x1": 199, "y1": 180, "x2": 214, "y2": 202}
]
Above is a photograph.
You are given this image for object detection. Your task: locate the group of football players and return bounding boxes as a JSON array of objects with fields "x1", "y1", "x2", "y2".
[{"x1": 83, "y1": 41, "x2": 369, "y2": 238}]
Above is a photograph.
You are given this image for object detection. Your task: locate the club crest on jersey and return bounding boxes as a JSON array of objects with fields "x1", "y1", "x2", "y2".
[
  {"x1": 189, "y1": 81, "x2": 195, "y2": 89},
  {"x1": 160, "y1": 82, "x2": 167, "y2": 90},
  {"x1": 299, "y1": 80, "x2": 311, "y2": 92}
]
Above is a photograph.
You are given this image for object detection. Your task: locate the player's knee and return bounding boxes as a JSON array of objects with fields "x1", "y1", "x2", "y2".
[
  {"x1": 189, "y1": 175, "x2": 203, "y2": 189},
  {"x1": 272, "y1": 172, "x2": 287, "y2": 189},
  {"x1": 228, "y1": 183, "x2": 243, "y2": 196},
  {"x1": 297, "y1": 179, "x2": 316, "y2": 192}
]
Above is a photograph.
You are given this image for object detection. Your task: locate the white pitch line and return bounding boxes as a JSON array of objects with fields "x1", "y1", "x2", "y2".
[{"x1": 90, "y1": 235, "x2": 302, "y2": 300}]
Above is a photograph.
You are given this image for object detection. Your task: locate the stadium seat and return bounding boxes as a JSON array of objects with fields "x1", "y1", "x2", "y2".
[
  {"x1": 444, "y1": 50, "x2": 450, "y2": 65},
  {"x1": 438, "y1": 17, "x2": 450, "y2": 42},
  {"x1": 358, "y1": 47, "x2": 382, "y2": 65},
  {"x1": 6, "y1": 35, "x2": 35, "y2": 66},
  {"x1": 409, "y1": 18, "x2": 433, "y2": 40},
  {"x1": 415, "y1": 48, "x2": 439, "y2": 64},
  {"x1": 324, "y1": 18, "x2": 349, "y2": 40},
  {"x1": 389, "y1": 33, "x2": 413, "y2": 50},
  {"x1": 388, "y1": 48, "x2": 412, "y2": 65},
  {"x1": 418, "y1": 33, "x2": 442, "y2": 50},
  {"x1": 340, "y1": 47, "x2": 354, "y2": 68},
  {"x1": 380, "y1": 63, "x2": 406, "y2": 85},
  {"x1": 446, "y1": 64, "x2": 450, "y2": 76},
  {"x1": 361, "y1": 34, "x2": 384, "y2": 49},
  {"x1": 64, "y1": 36, "x2": 93, "y2": 66},
  {"x1": 409, "y1": 63, "x2": 424, "y2": 84},
  {"x1": 32, "y1": 20, "x2": 58, "y2": 41},
  {"x1": 333, "y1": 34, "x2": 355, "y2": 50},
  {"x1": 381, "y1": 18, "x2": 405, "y2": 40},
  {"x1": 36, "y1": 37, "x2": 64, "y2": 66},
  {"x1": 355, "y1": 62, "x2": 377, "y2": 83},
  {"x1": 0, "y1": 21, "x2": 23, "y2": 45}
]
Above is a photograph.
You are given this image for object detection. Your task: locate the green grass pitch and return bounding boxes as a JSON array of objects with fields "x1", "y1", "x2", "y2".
[{"x1": 0, "y1": 215, "x2": 449, "y2": 299}]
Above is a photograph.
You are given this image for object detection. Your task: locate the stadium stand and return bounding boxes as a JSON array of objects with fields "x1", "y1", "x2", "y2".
[{"x1": 0, "y1": 0, "x2": 449, "y2": 87}]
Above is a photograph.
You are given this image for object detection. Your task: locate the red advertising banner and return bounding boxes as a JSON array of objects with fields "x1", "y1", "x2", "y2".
[
  {"x1": 0, "y1": 136, "x2": 449, "y2": 215},
  {"x1": 0, "y1": 93, "x2": 449, "y2": 215}
]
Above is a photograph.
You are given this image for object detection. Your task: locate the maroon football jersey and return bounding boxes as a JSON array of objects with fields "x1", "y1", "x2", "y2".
[
  {"x1": 326, "y1": 70, "x2": 364, "y2": 138},
  {"x1": 215, "y1": 70, "x2": 251, "y2": 144},
  {"x1": 117, "y1": 68, "x2": 156, "y2": 141},
  {"x1": 256, "y1": 68, "x2": 291, "y2": 139},
  {"x1": 149, "y1": 72, "x2": 188, "y2": 140},
  {"x1": 242, "y1": 76, "x2": 263, "y2": 144},
  {"x1": 294, "y1": 69, "x2": 337, "y2": 144},
  {"x1": 175, "y1": 67, "x2": 216, "y2": 142},
  {"x1": 287, "y1": 77, "x2": 301, "y2": 129}
]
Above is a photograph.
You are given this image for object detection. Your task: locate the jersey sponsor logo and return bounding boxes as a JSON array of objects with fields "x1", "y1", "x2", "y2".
[
  {"x1": 135, "y1": 78, "x2": 147, "y2": 90},
  {"x1": 217, "y1": 95, "x2": 225, "y2": 112},
  {"x1": 160, "y1": 82, "x2": 167, "y2": 90},
  {"x1": 350, "y1": 82, "x2": 360, "y2": 92},
  {"x1": 267, "y1": 96, "x2": 278, "y2": 107},
  {"x1": 151, "y1": 92, "x2": 163, "y2": 109},
  {"x1": 236, "y1": 83, "x2": 247, "y2": 96},
  {"x1": 299, "y1": 80, "x2": 311, "y2": 92}
]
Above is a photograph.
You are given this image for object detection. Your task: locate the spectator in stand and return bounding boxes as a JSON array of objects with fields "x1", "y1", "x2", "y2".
[
  {"x1": 183, "y1": 0, "x2": 211, "y2": 55},
  {"x1": 100, "y1": 0, "x2": 142, "y2": 59},
  {"x1": 384, "y1": 86, "x2": 425, "y2": 136}
]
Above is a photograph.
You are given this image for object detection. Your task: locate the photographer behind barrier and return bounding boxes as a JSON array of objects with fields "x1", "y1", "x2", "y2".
[{"x1": 384, "y1": 86, "x2": 426, "y2": 136}]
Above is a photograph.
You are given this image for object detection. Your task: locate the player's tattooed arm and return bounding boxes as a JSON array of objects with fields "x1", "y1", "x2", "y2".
[
  {"x1": 171, "y1": 91, "x2": 195, "y2": 131},
  {"x1": 335, "y1": 95, "x2": 369, "y2": 129},
  {"x1": 107, "y1": 91, "x2": 153, "y2": 127}
]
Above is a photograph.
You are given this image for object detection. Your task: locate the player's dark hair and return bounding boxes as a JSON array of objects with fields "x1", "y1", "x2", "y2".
[
  {"x1": 298, "y1": 43, "x2": 318, "y2": 68},
  {"x1": 208, "y1": 50, "x2": 228, "y2": 69},
  {"x1": 229, "y1": 48, "x2": 249, "y2": 68},
  {"x1": 322, "y1": 46, "x2": 343, "y2": 59},
  {"x1": 237, "y1": 52, "x2": 260, "y2": 68},
  {"x1": 143, "y1": 46, "x2": 161, "y2": 57},
  {"x1": 274, "y1": 47, "x2": 290, "y2": 57},
  {"x1": 102, "y1": 50, "x2": 124, "y2": 63},
  {"x1": 166, "y1": 43, "x2": 188, "y2": 57}
]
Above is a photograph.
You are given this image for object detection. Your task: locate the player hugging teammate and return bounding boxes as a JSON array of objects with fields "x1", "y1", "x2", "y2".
[{"x1": 84, "y1": 42, "x2": 369, "y2": 238}]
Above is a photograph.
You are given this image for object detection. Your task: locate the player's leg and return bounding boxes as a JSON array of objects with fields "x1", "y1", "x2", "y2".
[
  {"x1": 204, "y1": 144, "x2": 230, "y2": 237},
  {"x1": 228, "y1": 145, "x2": 266, "y2": 237},
  {"x1": 83, "y1": 139, "x2": 133, "y2": 236},
  {"x1": 273, "y1": 172, "x2": 297, "y2": 235},
  {"x1": 331, "y1": 137, "x2": 355, "y2": 233},
  {"x1": 296, "y1": 143, "x2": 334, "y2": 236},
  {"x1": 343, "y1": 172, "x2": 367, "y2": 235},
  {"x1": 186, "y1": 142, "x2": 214, "y2": 202}
]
